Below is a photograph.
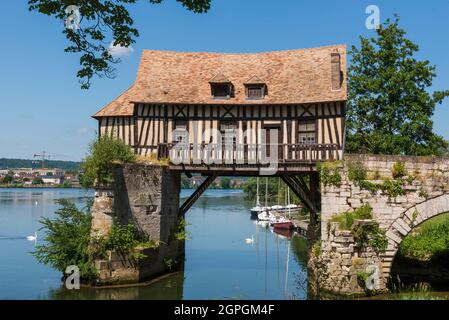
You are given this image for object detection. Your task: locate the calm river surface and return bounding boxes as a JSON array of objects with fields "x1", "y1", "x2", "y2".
[{"x1": 0, "y1": 188, "x2": 308, "y2": 300}]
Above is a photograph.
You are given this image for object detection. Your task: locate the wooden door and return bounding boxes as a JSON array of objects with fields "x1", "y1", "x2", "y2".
[{"x1": 263, "y1": 124, "x2": 283, "y2": 160}]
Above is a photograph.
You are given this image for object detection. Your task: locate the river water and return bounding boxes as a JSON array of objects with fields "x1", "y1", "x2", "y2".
[{"x1": 0, "y1": 188, "x2": 308, "y2": 300}]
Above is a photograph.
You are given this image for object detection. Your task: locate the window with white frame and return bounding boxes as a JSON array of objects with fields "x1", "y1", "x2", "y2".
[{"x1": 298, "y1": 120, "x2": 316, "y2": 145}]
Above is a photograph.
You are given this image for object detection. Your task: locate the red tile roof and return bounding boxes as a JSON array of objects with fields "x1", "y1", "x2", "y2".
[{"x1": 93, "y1": 45, "x2": 347, "y2": 118}]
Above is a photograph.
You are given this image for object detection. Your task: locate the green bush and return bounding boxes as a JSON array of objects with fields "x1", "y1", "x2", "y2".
[
  {"x1": 381, "y1": 179, "x2": 407, "y2": 198},
  {"x1": 173, "y1": 217, "x2": 191, "y2": 241},
  {"x1": 317, "y1": 161, "x2": 342, "y2": 187},
  {"x1": 101, "y1": 224, "x2": 159, "y2": 259},
  {"x1": 392, "y1": 162, "x2": 407, "y2": 179},
  {"x1": 101, "y1": 224, "x2": 137, "y2": 253},
  {"x1": 348, "y1": 160, "x2": 367, "y2": 183},
  {"x1": 353, "y1": 222, "x2": 388, "y2": 254},
  {"x1": 1, "y1": 175, "x2": 14, "y2": 184},
  {"x1": 331, "y1": 204, "x2": 373, "y2": 230},
  {"x1": 81, "y1": 135, "x2": 136, "y2": 188},
  {"x1": 32, "y1": 200, "x2": 98, "y2": 281},
  {"x1": 32, "y1": 177, "x2": 44, "y2": 185},
  {"x1": 33, "y1": 201, "x2": 161, "y2": 281},
  {"x1": 331, "y1": 205, "x2": 387, "y2": 253}
]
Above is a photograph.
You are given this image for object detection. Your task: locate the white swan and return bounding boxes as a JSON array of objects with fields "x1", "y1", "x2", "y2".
[
  {"x1": 26, "y1": 232, "x2": 37, "y2": 241},
  {"x1": 245, "y1": 235, "x2": 254, "y2": 244}
]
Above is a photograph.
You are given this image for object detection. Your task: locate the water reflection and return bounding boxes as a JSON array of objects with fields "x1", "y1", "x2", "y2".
[
  {"x1": 47, "y1": 273, "x2": 185, "y2": 300},
  {"x1": 0, "y1": 188, "x2": 308, "y2": 300}
]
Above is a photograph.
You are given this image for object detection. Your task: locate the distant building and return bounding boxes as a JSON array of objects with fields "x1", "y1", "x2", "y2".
[
  {"x1": 41, "y1": 176, "x2": 64, "y2": 185},
  {"x1": 11, "y1": 168, "x2": 65, "y2": 179}
]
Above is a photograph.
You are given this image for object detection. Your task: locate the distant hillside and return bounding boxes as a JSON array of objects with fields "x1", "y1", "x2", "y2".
[{"x1": 0, "y1": 158, "x2": 81, "y2": 171}]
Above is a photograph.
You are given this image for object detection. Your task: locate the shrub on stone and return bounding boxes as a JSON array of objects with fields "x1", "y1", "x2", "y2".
[
  {"x1": 317, "y1": 161, "x2": 342, "y2": 187},
  {"x1": 81, "y1": 135, "x2": 136, "y2": 188},
  {"x1": 331, "y1": 204, "x2": 373, "y2": 230},
  {"x1": 392, "y1": 162, "x2": 407, "y2": 179},
  {"x1": 348, "y1": 160, "x2": 368, "y2": 184}
]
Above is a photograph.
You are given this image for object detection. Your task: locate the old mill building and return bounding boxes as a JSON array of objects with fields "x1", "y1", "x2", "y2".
[{"x1": 93, "y1": 45, "x2": 347, "y2": 174}]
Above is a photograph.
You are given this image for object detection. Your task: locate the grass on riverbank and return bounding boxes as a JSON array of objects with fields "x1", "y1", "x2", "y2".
[{"x1": 398, "y1": 213, "x2": 449, "y2": 263}]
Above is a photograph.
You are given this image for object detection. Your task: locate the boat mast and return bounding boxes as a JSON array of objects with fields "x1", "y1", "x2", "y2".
[
  {"x1": 256, "y1": 177, "x2": 260, "y2": 207},
  {"x1": 265, "y1": 177, "x2": 268, "y2": 207}
]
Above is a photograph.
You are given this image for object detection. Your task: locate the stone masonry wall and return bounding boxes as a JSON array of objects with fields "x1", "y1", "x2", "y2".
[
  {"x1": 314, "y1": 154, "x2": 449, "y2": 295},
  {"x1": 309, "y1": 223, "x2": 385, "y2": 296},
  {"x1": 92, "y1": 164, "x2": 184, "y2": 285}
]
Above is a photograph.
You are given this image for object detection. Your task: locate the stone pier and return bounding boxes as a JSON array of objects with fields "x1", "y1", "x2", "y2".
[{"x1": 91, "y1": 164, "x2": 184, "y2": 285}]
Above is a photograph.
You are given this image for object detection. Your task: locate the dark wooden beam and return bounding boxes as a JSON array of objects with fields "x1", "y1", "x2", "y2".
[
  {"x1": 179, "y1": 174, "x2": 217, "y2": 216},
  {"x1": 281, "y1": 175, "x2": 318, "y2": 214}
]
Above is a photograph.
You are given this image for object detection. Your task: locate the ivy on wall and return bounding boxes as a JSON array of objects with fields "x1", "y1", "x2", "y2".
[
  {"x1": 317, "y1": 161, "x2": 342, "y2": 187},
  {"x1": 347, "y1": 161, "x2": 415, "y2": 198}
]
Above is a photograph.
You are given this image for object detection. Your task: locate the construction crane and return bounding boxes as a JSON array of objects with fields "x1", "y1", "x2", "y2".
[{"x1": 33, "y1": 151, "x2": 52, "y2": 169}]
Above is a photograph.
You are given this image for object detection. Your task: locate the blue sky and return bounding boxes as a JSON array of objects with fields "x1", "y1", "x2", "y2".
[{"x1": 0, "y1": 0, "x2": 448, "y2": 161}]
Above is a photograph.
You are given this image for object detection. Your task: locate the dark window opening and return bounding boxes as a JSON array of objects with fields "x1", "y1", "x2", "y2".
[{"x1": 211, "y1": 84, "x2": 231, "y2": 99}]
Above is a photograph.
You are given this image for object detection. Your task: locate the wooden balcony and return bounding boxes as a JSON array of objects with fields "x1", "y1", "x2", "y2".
[{"x1": 157, "y1": 143, "x2": 341, "y2": 175}]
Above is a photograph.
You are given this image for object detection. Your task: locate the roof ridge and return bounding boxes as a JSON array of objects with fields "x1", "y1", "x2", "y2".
[{"x1": 140, "y1": 44, "x2": 347, "y2": 55}]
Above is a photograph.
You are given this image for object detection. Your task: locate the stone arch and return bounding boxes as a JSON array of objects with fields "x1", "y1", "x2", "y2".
[{"x1": 381, "y1": 193, "x2": 449, "y2": 278}]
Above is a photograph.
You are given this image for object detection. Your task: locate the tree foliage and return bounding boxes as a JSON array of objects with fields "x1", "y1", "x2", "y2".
[
  {"x1": 0, "y1": 158, "x2": 80, "y2": 171},
  {"x1": 243, "y1": 177, "x2": 300, "y2": 205},
  {"x1": 1, "y1": 175, "x2": 14, "y2": 184},
  {"x1": 80, "y1": 135, "x2": 136, "y2": 188},
  {"x1": 32, "y1": 200, "x2": 97, "y2": 280},
  {"x1": 28, "y1": 0, "x2": 211, "y2": 89},
  {"x1": 346, "y1": 16, "x2": 449, "y2": 156},
  {"x1": 32, "y1": 177, "x2": 44, "y2": 185}
]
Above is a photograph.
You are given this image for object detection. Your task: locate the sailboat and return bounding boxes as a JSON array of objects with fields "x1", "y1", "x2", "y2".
[
  {"x1": 257, "y1": 178, "x2": 275, "y2": 222},
  {"x1": 250, "y1": 178, "x2": 266, "y2": 218},
  {"x1": 271, "y1": 187, "x2": 294, "y2": 230}
]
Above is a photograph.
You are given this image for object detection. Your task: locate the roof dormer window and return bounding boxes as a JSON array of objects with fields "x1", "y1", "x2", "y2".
[
  {"x1": 211, "y1": 84, "x2": 231, "y2": 99},
  {"x1": 210, "y1": 73, "x2": 233, "y2": 99},
  {"x1": 245, "y1": 76, "x2": 266, "y2": 100}
]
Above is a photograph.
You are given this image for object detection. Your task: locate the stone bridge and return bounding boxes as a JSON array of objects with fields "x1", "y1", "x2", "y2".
[
  {"x1": 90, "y1": 154, "x2": 449, "y2": 295},
  {"x1": 314, "y1": 154, "x2": 449, "y2": 295}
]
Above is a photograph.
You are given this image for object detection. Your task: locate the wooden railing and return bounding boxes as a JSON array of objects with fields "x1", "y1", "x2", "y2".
[{"x1": 157, "y1": 143, "x2": 340, "y2": 165}]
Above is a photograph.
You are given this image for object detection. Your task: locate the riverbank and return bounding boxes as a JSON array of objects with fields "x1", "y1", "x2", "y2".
[{"x1": 0, "y1": 185, "x2": 82, "y2": 189}]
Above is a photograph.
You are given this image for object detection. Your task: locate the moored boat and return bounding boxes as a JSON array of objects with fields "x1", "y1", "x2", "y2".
[
  {"x1": 258, "y1": 211, "x2": 274, "y2": 221},
  {"x1": 270, "y1": 214, "x2": 294, "y2": 230},
  {"x1": 250, "y1": 177, "x2": 269, "y2": 218}
]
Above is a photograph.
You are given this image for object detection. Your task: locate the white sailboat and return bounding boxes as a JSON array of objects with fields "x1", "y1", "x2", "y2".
[{"x1": 250, "y1": 177, "x2": 266, "y2": 217}]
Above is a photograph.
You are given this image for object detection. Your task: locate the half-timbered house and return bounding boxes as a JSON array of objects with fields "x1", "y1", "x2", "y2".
[{"x1": 93, "y1": 45, "x2": 347, "y2": 175}]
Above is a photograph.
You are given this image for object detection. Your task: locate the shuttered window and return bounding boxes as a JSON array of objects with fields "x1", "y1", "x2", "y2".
[{"x1": 246, "y1": 85, "x2": 265, "y2": 100}]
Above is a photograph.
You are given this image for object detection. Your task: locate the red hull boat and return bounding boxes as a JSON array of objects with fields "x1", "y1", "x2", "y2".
[
  {"x1": 273, "y1": 228, "x2": 294, "y2": 238},
  {"x1": 271, "y1": 221, "x2": 294, "y2": 230}
]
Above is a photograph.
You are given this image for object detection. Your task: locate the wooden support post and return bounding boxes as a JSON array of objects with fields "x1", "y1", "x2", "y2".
[
  {"x1": 179, "y1": 174, "x2": 217, "y2": 216},
  {"x1": 281, "y1": 175, "x2": 318, "y2": 214},
  {"x1": 308, "y1": 172, "x2": 321, "y2": 241}
]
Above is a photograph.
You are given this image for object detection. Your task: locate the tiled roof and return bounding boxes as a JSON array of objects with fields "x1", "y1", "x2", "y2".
[
  {"x1": 93, "y1": 45, "x2": 347, "y2": 118},
  {"x1": 209, "y1": 73, "x2": 231, "y2": 84},
  {"x1": 244, "y1": 75, "x2": 265, "y2": 85}
]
